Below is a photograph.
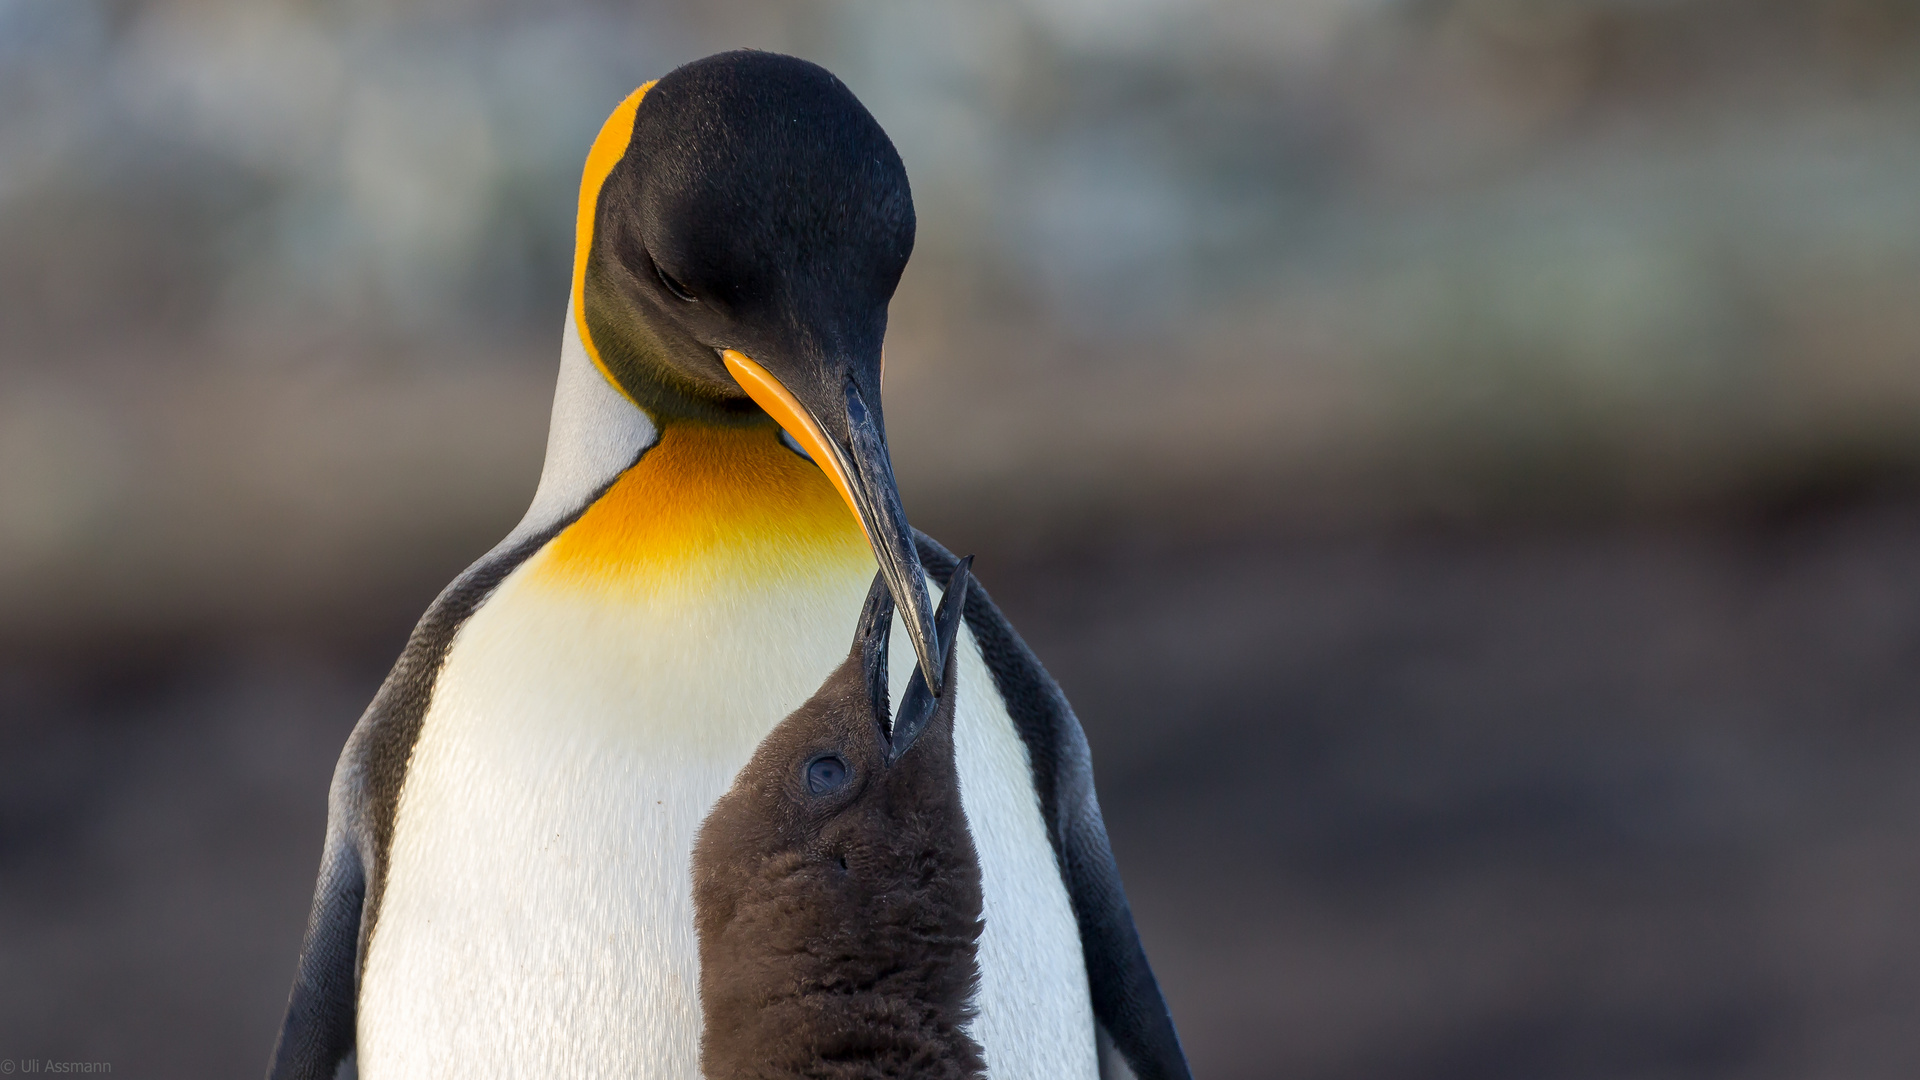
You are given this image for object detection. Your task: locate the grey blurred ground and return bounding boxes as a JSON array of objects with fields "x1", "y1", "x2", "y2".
[{"x1": 4, "y1": 0, "x2": 1920, "y2": 1077}]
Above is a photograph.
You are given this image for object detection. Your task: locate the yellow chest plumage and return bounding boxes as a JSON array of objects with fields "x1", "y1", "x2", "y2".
[{"x1": 533, "y1": 421, "x2": 869, "y2": 600}]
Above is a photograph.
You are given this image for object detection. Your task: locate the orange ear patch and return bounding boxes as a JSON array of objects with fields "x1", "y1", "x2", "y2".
[{"x1": 572, "y1": 82, "x2": 657, "y2": 393}]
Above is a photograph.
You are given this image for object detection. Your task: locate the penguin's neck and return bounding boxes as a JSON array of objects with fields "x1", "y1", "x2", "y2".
[
  {"x1": 532, "y1": 417, "x2": 868, "y2": 602},
  {"x1": 509, "y1": 311, "x2": 871, "y2": 607}
]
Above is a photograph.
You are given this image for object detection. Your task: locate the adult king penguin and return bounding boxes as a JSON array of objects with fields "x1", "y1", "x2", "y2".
[{"x1": 268, "y1": 50, "x2": 1189, "y2": 1080}]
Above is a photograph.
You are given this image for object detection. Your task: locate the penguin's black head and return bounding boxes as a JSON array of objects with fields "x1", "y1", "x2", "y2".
[
  {"x1": 580, "y1": 50, "x2": 944, "y2": 702},
  {"x1": 586, "y1": 50, "x2": 913, "y2": 413},
  {"x1": 690, "y1": 562, "x2": 983, "y2": 1079}
]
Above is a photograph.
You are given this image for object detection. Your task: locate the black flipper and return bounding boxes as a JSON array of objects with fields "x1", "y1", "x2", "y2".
[
  {"x1": 913, "y1": 532, "x2": 1191, "y2": 1080},
  {"x1": 267, "y1": 790, "x2": 364, "y2": 1080}
]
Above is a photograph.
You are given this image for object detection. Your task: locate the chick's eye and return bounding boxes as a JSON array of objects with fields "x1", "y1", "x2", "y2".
[{"x1": 805, "y1": 755, "x2": 847, "y2": 796}]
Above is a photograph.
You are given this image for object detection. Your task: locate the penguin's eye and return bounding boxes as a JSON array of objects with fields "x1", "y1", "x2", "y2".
[
  {"x1": 805, "y1": 755, "x2": 848, "y2": 796},
  {"x1": 651, "y1": 255, "x2": 697, "y2": 303}
]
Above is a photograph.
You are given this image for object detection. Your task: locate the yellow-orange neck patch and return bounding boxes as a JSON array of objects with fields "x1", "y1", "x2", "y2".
[{"x1": 532, "y1": 423, "x2": 869, "y2": 600}]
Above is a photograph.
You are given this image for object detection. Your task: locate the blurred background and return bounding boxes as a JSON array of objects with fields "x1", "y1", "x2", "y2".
[{"x1": 4, "y1": 0, "x2": 1920, "y2": 1076}]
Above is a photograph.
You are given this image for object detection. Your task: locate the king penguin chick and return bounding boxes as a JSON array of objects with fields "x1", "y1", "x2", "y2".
[{"x1": 693, "y1": 561, "x2": 982, "y2": 1080}]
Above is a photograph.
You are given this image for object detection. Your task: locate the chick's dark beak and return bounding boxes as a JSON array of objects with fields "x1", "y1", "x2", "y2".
[
  {"x1": 885, "y1": 556, "x2": 969, "y2": 764},
  {"x1": 722, "y1": 348, "x2": 945, "y2": 696},
  {"x1": 852, "y1": 558, "x2": 971, "y2": 764}
]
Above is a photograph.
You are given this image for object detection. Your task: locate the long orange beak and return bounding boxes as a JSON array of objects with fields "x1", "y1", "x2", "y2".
[
  {"x1": 721, "y1": 348, "x2": 945, "y2": 696},
  {"x1": 722, "y1": 350, "x2": 867, "y2": 541}
]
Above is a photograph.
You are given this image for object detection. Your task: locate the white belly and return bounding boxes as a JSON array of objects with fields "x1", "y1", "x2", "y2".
[{"x1": 356, "y1": 554, "x2": 1097, "y2": 1079}]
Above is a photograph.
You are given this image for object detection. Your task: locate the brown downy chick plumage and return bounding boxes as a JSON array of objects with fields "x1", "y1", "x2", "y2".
[{"x1": 692, "y1": 561, "x2": 984, "y2": 1080}]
